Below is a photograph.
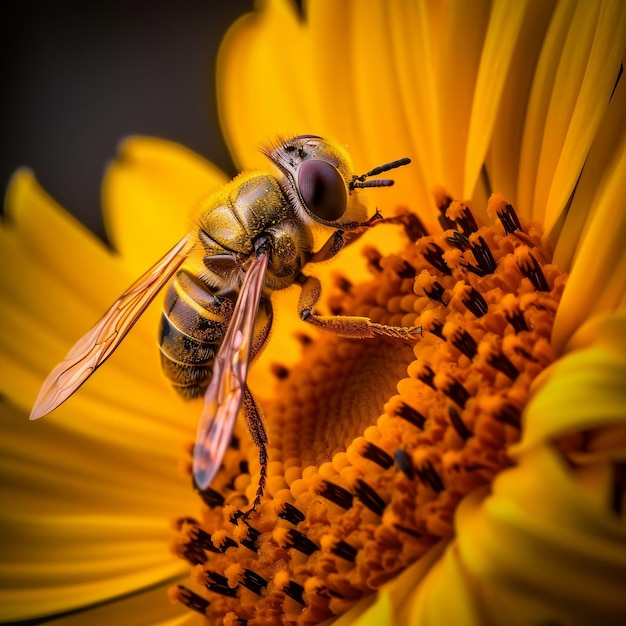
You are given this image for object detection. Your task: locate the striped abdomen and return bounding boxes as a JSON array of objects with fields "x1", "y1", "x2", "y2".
[{"x1": 159, "y1": 269, "x2": 234, "y2": 399}]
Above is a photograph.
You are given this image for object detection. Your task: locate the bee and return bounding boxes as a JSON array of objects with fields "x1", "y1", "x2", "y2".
[{"x1": 30, "y1": 135, "x2": 419, "y2": 512}]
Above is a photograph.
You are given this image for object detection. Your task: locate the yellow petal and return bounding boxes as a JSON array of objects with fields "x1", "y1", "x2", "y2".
[
  {"x1": 519, "y1": 0, "x2": 626, "y2": 228},
  {"x1": 482, "y1": 1, "x2": 556, "y2": 210},
  {"x1": 551, "y1": 62, "x2": 626, "y2": 352},
  {"x1": 515, "y1": 311, "x2": 626, "y2": 452},
  {"x1": 415, "y1": 444, "x2": 626, "y2": 624},
  {"x1": 464, "y1": 0, "x2": 530, "y2": 207},
  {"x1": 542, "y1": 0, "x2": 626, "y2": 233},
  {"x1": 103, "y1": 136, "x2": 228, "y2": 276},
  {"x1": 47, "y1": 581, "x2": 202, "y2": 626},
  {"x1": 217, "y1": 0, "x2": 311, "y2": 172},
  {"x1": 322, "y1": 540, "x2": 448, "y2": 626}
]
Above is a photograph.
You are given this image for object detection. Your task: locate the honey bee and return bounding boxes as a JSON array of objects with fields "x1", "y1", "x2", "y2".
[{"x1": 30, "y1": 135, "x2": 419, "y2": 512}]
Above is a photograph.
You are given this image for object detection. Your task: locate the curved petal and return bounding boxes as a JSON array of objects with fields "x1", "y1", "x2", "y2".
[
  {"x1": 551, "y1": 59, "x2": 626, "y2": 352},
  {"x1": 24, "y1": 580, "x2": 200, "y2": 626},
  {"x1": 0, "y1": 401, "x2": 199, "y2": 621},
  {"x1": 482, "y1": 0, "x2": 556, "y2": 210},
  {"x1": 519, "y1": 0, "x2": 626, "y2": 228},
  {"x1": 413, "y1": 443, "x2": 626, "y2": 625},
  {"x1": 103, "y1": 136, "x2": 228, "y2": 276},
  {"x1": 464, "y1": 0, "x2": 530, "y2": 207},
  {"x1": 515, "y1": 311, "x2": 626, "y2": 452}
]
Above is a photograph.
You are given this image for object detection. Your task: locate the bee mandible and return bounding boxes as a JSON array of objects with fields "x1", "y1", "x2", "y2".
[{"x1": 30, "y1": 135, "x2": 420, "y2": 512}]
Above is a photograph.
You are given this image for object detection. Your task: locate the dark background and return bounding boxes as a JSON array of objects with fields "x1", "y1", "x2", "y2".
[{"x1": 1, "y1": 0, "x2": 254, "y2": 242}]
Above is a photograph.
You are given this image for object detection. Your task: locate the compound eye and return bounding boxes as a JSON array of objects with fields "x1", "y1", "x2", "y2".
[{"x1": 298, "y1": 160, "x2": 347, "y2": 222}]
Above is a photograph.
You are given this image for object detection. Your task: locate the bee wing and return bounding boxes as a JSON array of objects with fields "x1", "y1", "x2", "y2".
[
  {"x1": 30, "y1": 235, "x2": 195, "y2": 421},
  {"x1": 193, "y1": 249, "x2": 270, "y2": 491}
]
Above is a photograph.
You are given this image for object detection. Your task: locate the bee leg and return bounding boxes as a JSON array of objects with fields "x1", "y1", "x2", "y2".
[
  {"x1": 236, "y1": 385, "x2": 268, "y2": 521},
  {"x1": 296, "y1": 274, "x2": 422, "y2": 340},
  {"x1": 309, "y1": 213, "x2": 386, "y2": 265}
]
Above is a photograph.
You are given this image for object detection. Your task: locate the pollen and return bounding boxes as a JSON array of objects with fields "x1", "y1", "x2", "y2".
[{"x1": 170, "y1": 193, "x2": 566, "y2": 624}]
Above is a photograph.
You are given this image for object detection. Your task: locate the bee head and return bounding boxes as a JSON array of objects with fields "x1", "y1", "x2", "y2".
[{"x1": 264, "y1": 135, "x2": 410, "y2": 229}]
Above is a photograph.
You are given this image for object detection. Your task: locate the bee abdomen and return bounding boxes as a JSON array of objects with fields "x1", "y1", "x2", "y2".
[{"x1": 159, "y1": 269, "x2": 234, "y2": 399}]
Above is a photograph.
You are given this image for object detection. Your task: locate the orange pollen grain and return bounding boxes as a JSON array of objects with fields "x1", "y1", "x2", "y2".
[{"x1": 171, "y1": 194, "x2": 566, "y2": 625}]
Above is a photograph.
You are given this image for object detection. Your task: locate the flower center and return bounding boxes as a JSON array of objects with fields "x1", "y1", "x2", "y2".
[{"x1": 170, "y1": 193, "x2": 566, "y2": 625}]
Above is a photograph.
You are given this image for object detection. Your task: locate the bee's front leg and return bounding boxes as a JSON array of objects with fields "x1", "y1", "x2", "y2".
[{"x1": 296, "y1": 274, "x2": 422, "y2": 340}]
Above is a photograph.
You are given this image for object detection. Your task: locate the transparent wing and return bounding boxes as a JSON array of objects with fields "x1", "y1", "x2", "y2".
[
  {"x1": 30, "y1": 235, "x2": 195, "y2": 420},
  {"x1": 193, "y1": 249, "x2": 270, "y2": 491}
]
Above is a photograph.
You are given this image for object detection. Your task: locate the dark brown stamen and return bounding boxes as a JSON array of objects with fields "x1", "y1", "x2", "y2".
[
  {"x1": 316, "y1": 480, "x2": 354, "y2": 509},
  {"x1": 495, "y1": 403, "x2": 522, "y2": 427},
  {"x1": 416, "y1": 460, "x2": 444, "y2": 492},
  {"x1": 449, "y1": 328, "x2": 478, "y2": 359},
  {"x1": 335, "y1": 275, "x2": 352, "y2": 293},
  {"x1": 331, "y1": 540, "x2": 357, "y2": 563},
  {"x1": 416, "y1": 364, "x2": 437, "y2": 390},
  {"x1": 442, "y1": 379, "x2": 471, "y2": 408},
  {"x1": 446, "y1": 230, "x2": 471, "y2": 251},
  {"x1": 486, "y1": 351, "x2": 519, "y2": 380},
  {"x1": 448, "y1": 203, "x2": 478, "y2": 235},
  {"x1": 214, "y1": 535, "x2": 238, "y2": 552},
  {"x1": 468, "y1": 236, "x2": 496, "y2": 275},
  {"x1": 429, "y1": 319, "x2": 445, "y2": 339},
  {"x1": 396, "y1": 260, "x2": 417, "y2": 279},
  {"x1": 394, "y1": 448, "x2": 415, "y2": 478},
  {"x1": 204, "y1": 570, "x2": 238, "y2": 598},
  {"x1": 283, "y1": 529, "x2": 320, "y2": 555},
  {"x1": 396, "y1": 402, "x2": 426, "y2": 430},
  {"x1": 295, "y1": 332, "x2": 313, "y2": 346},
  {"x1": 283, "y1": 580, "x2": 306, "y2": 605},
  {"x1": 277, "y1": 501, "x2": 306, "y2": 525},
  {"x1": 271, "y1": 363, "x2": 290, "y2": 379},
  {"x1": 518, "y1": 251, "x2": 550, "y2": 291},
  {"x1": 353, "y1": 479, "x2": 387, "y2": 516},
  {"x1": 364, "y1": 246, "x2": 383, "y2": 272},
  {"x1": 197, "y1": 486, "x2": 225, "y2": 508},
  {"x1": 424, "y1": 243, "x2": 452, "y2": 275},
  {"x1": 173, "y1": 585, "x2": 210, "y2": 615},
  {"x1": 239, "y1": 525, "x2": 261, "y2": 552},
  {"x1": 449, "y1": 406, "x2": 472, "y2": 440},
  {"x1": 496, "y1": 202, "x2": 522, "y2": 234},
  {"x1": 505, "y1": 306, "x2": 528, "y2": 333},
  {"x1": 241, "y1": 569, "x2": 268, "y2": 595},
  {"x1": 361, "y1": 441, "x2": 394, "y2": 469},
  {"x1": 188, "y1": 526, "x2": 222, "y2": 553},
  {"x1": 182, "y1": 542, "x2": 208, "y2": 566},
  {"x1": 423, "y1": 281, "x2": 446, "y2": 304},
  {"x1": 394, "y1": 523, "x2": 423, "y2": 539},
  {"x1": 462, "y1": 286, "x2": 488, "y2": 317}
]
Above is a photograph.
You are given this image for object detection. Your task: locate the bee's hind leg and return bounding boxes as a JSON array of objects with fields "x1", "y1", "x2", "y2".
[
  {"x1": 235, "y1": 385, "x2": 269, "y2": 522},
  {"x1": 296, "y1": 274, "x2": 422, "y2": 340}
]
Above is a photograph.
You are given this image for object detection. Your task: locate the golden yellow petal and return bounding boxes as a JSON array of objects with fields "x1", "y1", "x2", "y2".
[
  {"x1": 552, "y1": 152, "x2": 626, "y2": 351},
  {"x1": 321, "y1": 540, "x2": 448, "y2": 626},
  {"x1": 552, "y1": 45, "x2": 626, "y2": 272},
  {"x1": 34, "y1": 580, "x2": 201, "y2": 626},
  {"x1": 515, "y1": 312, "x2": 626, "y2": 451},
  {"x1": 217, "y1": 0, "x2": 311, "y2": 172},
  {"x1": 433, "y1": 0, "x2": 491, "y2": 201},
  {"x1": 542, "y1": 0, "x2": 626, "y2": 233},
  {"x1": 0, "y1": 400, "x2": 198, "y2": 620},
  {"x1": 464, "y1": 0, "x2": 529, "y2": 207},
  {"x1": 519, "y1": 0, "x2": 626, "y2": 228},
  {"x1": 102, "y1": 136, "x2": 228, "y2": 276},
  {"x1": 218, "y1": 0, "x2": 471, "y2": 226},
  {"x1": 406, "y1": 442, "x2": 626, "y2": 624},
  {"x1": 485, "y1": 2, "x2": 556, "y2": 210}
]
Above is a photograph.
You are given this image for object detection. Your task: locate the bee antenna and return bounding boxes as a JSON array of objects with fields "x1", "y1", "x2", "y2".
[{"x1": 349, "y1": 157, "x2": 411, "y2": 191}]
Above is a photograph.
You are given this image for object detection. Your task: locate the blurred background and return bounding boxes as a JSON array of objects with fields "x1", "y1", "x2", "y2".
[{"x1": 1, "y1": 0, "x2": 253, "y2": 242}]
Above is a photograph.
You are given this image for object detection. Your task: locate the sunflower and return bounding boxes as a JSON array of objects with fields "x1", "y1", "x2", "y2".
[{"x1": 2, "y1": 1, "x2": 626, "y2": 625}]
